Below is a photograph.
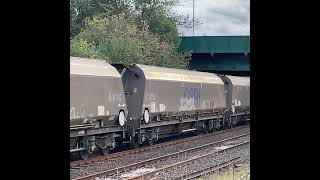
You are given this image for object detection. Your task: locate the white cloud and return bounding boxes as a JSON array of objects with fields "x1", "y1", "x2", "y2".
[{"x1": 173, "y1": 0, "x2": 250, "y2": 36}]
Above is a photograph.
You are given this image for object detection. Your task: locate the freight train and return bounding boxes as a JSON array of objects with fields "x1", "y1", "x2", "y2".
[{"x1": 70, "y1": 57, "x2": 250, "y2": 159}]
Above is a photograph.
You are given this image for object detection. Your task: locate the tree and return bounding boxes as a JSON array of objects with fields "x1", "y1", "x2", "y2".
[
  {"x1": 70, "y1": 38, "x2": 99, "y2": 59},
  {"x1": 70, "y1": 0, "x2": 133, "y2": 38},
  {"x1": 70, "y1": 0, "x2": 194, "y2": 69},
  {"x1": 71, "y1": 14, "x2": 189, "y2": 69}
]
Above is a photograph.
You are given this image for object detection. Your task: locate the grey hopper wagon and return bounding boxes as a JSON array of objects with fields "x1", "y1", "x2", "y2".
[
  {"x1": 118, "y1": 64, "x2": 229, "y2": 147},
  {"x1": 226, "y1": 75, "x2": 250, "y2": 108},
  {"x1": 70, "y1": 57, "x2": 127, "y2": 159},
  {"x1": 219, "y1": 75, "x2": 250, "y2": 127},
  {"x1": 69, "y1": 59, "x2": 250, "y2": 159},
  {"x1": 227, "y1": 75, "x2": 250, "y2": 123}
]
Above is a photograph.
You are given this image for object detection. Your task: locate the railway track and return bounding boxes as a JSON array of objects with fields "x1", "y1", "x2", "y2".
[
  {"x1": 71, "y1": 124, "x2": 249, "y2": 168},
  {"x1": 127, "y1": 157, "x2": 243, "y2": 180},
  {"x1": 71, "y1": 131, "x2": 250, "y2": 180},
  {"x1": 172, "y1": 157, "x2": 244, "y2": 180}
]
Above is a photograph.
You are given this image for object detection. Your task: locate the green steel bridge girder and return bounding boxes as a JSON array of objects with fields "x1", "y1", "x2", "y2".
[
  {"x1": 178, "y1": 36, "x2": 250, "y2": 73},
  {"x1": 189, "y1": 53, "x2": 250, "y2": 72}
]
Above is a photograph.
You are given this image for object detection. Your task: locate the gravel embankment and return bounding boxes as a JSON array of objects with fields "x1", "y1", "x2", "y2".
[{"x1": 70, "y1": 126, "x2": 250, "y2": 179}]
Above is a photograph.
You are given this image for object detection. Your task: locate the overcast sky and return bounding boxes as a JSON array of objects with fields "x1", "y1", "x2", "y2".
[{"x1": 173, "y1": 0, "x2": 250, "y2": 36}]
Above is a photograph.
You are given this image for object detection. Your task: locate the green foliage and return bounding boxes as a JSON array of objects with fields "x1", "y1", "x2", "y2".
[
  {"x1": 70, "y1": 0, "x2": 133, "y2": 38},
  {"x1": 70, "y1": 38, "x2": 99, "y2": 59},
  {"x1": 70, "y1": 0, "x2": 192, "y2": 69}
]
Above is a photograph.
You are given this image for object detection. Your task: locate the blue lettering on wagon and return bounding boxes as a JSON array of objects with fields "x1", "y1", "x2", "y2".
[
  {"x1": 179, "y1": 87, "x2": 201, "y2": 111},
  {"x1": 184, "y1": 87, "x2": 200, "y2": 107}
]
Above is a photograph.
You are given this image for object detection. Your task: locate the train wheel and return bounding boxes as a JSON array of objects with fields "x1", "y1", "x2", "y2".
[
  {"x1": 231, "y1": 117, "x2": 237, "y2": 128},
  {"x1": 148, "y1": 139, "x2": 154, "y2": 146},
  {"x1": 226, "y1": 117, "x2": 232, "y2": 129},
  {"x1": 203, "y1": 124, "x2": 209, "y2": 134},
  {"x1": 130, "y1": 136, "x2": 139, "y2": 149},
  {"x1": 228, "y1": 121, "x2": 232, "y2": 128},
  {"x1": 79, "y1": 150, "x2": 89, "y2": 160},
  {"x1": 209, "y1": 120, "x2": 214, "y2": 132},
  {"x1": 215, "y1": 120, "x2": 221, "y2": 131},
  {"x1": 101, "y1": 147, "x2": 110, "y2": 156}
]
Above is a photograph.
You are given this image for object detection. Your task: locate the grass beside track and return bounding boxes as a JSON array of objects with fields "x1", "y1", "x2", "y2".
[{"x1": 198, "y1": 163, "x2": 250, "y2": 180}]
